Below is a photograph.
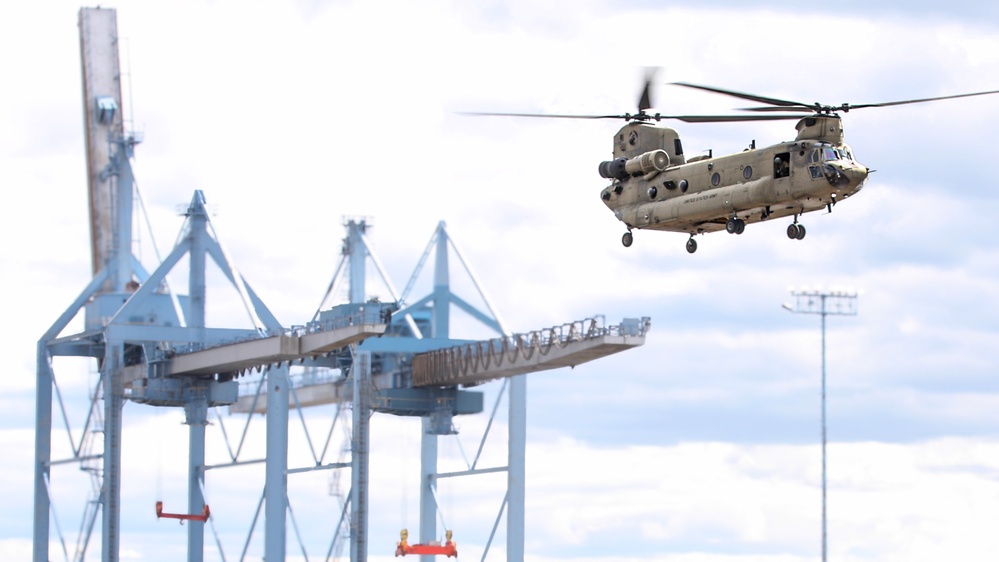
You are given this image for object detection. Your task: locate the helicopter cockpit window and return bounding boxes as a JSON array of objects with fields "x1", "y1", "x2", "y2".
[
  {"x1": 811, "y1": 146, "x2": 848, "y2": 163},
  {"x1": 774, "y1": 152, "x2": 790, "y2": 178}
]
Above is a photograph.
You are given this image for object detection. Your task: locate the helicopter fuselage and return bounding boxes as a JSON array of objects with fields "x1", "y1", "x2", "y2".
[
  {"x1": 470, "y1": 78, "x2": 998, "y2": 252},
  {"x1": 599, "y1": 115, "x2": 869, "y2": 250}
]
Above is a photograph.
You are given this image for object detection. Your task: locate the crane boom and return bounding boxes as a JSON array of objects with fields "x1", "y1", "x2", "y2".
[
  {"x1": 412, "y1": 317, "x2": 649, "y2": 387},
  {"x1": 79, "y1": 7, "x2": 126, "y2": 279}
]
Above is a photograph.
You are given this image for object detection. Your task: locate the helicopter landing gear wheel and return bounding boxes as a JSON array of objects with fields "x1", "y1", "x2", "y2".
[
  {"x1": 786, "y1": 223, "x2": 800, "y2": 239},
  {"x1": 622, "y1": 231, "x2": 634, "y2": 247},
  {"x1": 686, "y1": 237, "x2": 698, "y2": 254},
  {"x1": 795, "y1": 224, "x2": 806, "y2": 240},
  {"x1": 726, "y1": 217, "x2": 746, "y2": 235}
]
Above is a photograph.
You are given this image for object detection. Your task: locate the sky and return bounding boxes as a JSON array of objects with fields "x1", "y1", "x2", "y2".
[{"x1": 1, "y1": 0, "x2": 998, "y2": 561}]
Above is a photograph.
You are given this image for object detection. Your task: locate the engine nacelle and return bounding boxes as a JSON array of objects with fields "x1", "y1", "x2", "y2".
[
  {"x1": 625, "y1": 149, "x2": 670, "y2": 175},
  {"x1": 598, "y1": 157, "x2": 628, "y2": 180},
  {"x1": 599, "y1": 150, "x2": 670, "y2": 180}
]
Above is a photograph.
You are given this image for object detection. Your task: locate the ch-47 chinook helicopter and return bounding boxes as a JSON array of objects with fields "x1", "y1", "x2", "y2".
[{"x1": 468, "y1": 78, "x2": 999, "y2": 253}]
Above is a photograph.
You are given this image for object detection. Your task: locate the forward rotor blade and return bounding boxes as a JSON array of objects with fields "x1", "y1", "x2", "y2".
[
  {"x1": 739, "y1": 106, "x2": 816, "y2": 113},
  {"x1": 672, "y1": 82, "x2": 811, "y2": 108},
  {"x1": 845, "y1": 88, "x2": 999, "y2": 110},
  {"x1": 459, "y1": 110, "x2": 806, "y2": 123},
  {"x1": 668, "y1": 114, "x2": 806, "y2": 123}
]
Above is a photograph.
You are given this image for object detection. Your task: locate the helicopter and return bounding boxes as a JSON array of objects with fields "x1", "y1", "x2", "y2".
[{"x1": 467, "y1": 77, "x2": 999, "y2": 253}]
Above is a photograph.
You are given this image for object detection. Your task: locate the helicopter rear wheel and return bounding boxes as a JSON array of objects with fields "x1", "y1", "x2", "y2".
[
  {"x1": 686, "y1": 237, "x2": 698, "y2": 254},
  {"x1": 786, "y1": 223, "x2": 800, "y2": 239},
  {"x1": 795, "y1": 224, "x2": 807, "y2": 240},
  {"x1": 622, "y1": 231, "x2": 634, "y2": 247}
]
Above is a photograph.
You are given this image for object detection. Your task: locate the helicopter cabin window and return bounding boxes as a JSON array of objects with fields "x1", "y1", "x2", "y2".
[
  {"x1": 743, "y1": 166, "x2": 753, "y2": 180},
  {"x1": 774, "y1": 152, "x2": 790, "y2": 178},
  {"x1": 674, "y1": 138, "x2": 684, "y2": 156},
  {"x1": 711, "y1": 172, "x2": 721, "y2": 186}
]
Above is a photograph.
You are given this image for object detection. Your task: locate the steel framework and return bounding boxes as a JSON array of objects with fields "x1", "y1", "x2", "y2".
[{"x1": 33, "y1": 8, "x2": 650, "y2": 562}]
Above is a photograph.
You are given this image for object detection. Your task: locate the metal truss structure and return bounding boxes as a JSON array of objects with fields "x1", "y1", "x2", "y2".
[{"x1": 32, "y1": 8, "x2": 650, "y2": 562}]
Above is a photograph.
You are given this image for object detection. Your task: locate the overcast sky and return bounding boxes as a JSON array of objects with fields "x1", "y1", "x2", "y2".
[{"x1": 2, "y1": 1, "x2": 998, "y2": 561}]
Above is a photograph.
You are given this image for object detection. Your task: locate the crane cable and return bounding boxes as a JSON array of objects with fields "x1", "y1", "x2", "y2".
[
  {"x1": 199, "y1": 478, "x2": 228, "y2": 562},
  {"x1": 155, "y1": 413, "x2": 164, "y2": 509}
]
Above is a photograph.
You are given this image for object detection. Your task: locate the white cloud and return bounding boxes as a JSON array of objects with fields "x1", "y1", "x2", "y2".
[{"x1": 9, "y1": 413, "x2": 998, "y2": 561}]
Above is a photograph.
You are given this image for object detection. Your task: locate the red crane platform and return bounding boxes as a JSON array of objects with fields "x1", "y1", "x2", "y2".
[{"x1": 395, "y1": 529, "x2": 457, "y2": 558}]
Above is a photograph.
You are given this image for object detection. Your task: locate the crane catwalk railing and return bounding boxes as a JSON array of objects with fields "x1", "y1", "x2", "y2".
[{"x1": 412, "y1": 317, "x2": 649, "y2": 387}]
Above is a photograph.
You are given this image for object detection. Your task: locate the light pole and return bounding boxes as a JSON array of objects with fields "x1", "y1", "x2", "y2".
[{"x1": 782, "y1": 288, "x2": 858, "y2": 562}]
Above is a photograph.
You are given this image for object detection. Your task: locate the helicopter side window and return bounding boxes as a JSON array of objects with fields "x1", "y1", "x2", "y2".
[
  {"x1": 774, "y1": 152, "x2": 790, "y2": 179},
  {"x1": 822, "y1": 147, "x2": 840, "y2": 161}
]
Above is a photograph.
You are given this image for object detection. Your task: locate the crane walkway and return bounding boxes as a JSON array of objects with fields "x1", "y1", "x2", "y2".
[
  {"x1": 411, "y1": 317, "x2": 650, "y2": 387},
  {"x1": 162, "y1": 316, "x2": 387, "y2": 377},
  {"x1": 227, "y1": 317, "x2": 649, "y2": 414}
]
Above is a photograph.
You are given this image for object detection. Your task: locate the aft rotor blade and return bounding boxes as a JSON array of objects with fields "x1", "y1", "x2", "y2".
[
  {"x1": 846, "y1": 88, "x2": 999, "y2": 110},
  {"x1": 638, "y1": 67, "x2": 659, "y2": 112},
  {"x1": 458, "y1": 111, "x2": 632, "y2": 120},
  {"x1": 638, "y1": 82, "x2": 653, "y2": 112},
  {"x1": 672, "y1": 82, "x2": 812, "y2": 109}
]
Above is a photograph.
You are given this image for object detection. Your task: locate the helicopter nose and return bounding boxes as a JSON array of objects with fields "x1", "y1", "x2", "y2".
[
  {"x1": 838, "y1": 164, "x2": 869, "y2": 193},
  {"x1": 847, "y1": 165, "x2": 869, "y2": 186},
  {"x1": 825, "y1": 162, "x2": 868, "y2": 189}
]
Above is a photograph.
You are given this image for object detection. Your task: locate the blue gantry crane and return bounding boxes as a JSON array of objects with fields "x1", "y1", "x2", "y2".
[
  {"x1": 33, "y1": 7, "x2": 650, "y2": 562},
  {"x1": 227, "y1": 218, "x2": 650, "y2": 560}
]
